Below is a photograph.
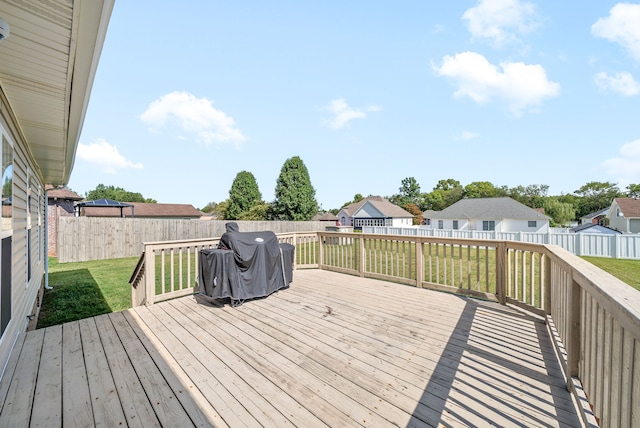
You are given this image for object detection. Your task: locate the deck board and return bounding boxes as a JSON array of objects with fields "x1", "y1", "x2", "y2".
[{"x1": 0, "y1": 269, "x2": 583, "y2": 427}]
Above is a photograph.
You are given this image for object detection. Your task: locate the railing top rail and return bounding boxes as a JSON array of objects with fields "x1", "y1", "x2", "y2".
[
  {"x1": 143, "y1": 231, "x2": 321, "y2": 248},
  {"x1": 544, "y1": 244, "x2": 640, "y2": 341},
  {"x1": 318, "y1": 231, "x2": 543, "y2": 249}
]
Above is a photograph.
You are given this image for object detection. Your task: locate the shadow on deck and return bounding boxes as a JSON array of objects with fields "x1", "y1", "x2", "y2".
[{"x1": 0, "y1": 269, "x2": 582, "y2": 427}]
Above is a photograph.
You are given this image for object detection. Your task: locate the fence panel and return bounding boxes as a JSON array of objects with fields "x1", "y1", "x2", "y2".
[
  {"x1": 363, "y1": 226, "x2": 640, "y2": 260},
  {"x1": 57, "y1": 217, "x2": 331, "y2": 262}
]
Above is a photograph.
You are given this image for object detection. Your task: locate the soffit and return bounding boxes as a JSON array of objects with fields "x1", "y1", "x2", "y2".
[{"x1": 0, "y1": 0, "x2": 113, "y2": 185}]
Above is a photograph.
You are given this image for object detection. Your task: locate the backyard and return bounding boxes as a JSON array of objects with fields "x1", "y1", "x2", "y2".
[{"x1": 37, "y1": 254, "x2": 640, "y2": 329}]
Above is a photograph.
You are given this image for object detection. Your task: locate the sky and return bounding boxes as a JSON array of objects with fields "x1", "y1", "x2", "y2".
[{"x1": 68, "y1": 0, "x2": 640, "y2": 211}]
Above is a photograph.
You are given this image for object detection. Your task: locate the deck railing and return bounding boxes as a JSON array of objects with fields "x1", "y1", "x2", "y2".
[
  {"x1": 130, "y1": 231, "x2": 640, "y2": 427},
  {"x1": 130, "y1": 232, "x2": 320, "y2": 307}
]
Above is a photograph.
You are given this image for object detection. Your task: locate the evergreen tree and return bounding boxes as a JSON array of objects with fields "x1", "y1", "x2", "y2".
[
  {"x1": 272, "y1": 156, "x2": 318, "y2": 220},
  {"x1": 226, "y1": 171, "x2": 262, "y2": 219}
]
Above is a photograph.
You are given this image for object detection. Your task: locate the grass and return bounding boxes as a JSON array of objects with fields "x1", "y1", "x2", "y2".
[
  {"x1": 581, "y1": 256, "x2": 640, "y2": 292},
  {"x1": 37, "y1": 257, "x2": 139, "y2": 328}
]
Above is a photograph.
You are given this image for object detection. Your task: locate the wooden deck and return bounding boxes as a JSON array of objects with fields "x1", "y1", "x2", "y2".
[{"x1": 0, "y1": 270, "x2": 582, "y2": 427}]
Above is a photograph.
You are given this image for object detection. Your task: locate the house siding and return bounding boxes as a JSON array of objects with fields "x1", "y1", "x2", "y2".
[{"x1": 0, "y1": 94, "x2": 46, "y2": 376}]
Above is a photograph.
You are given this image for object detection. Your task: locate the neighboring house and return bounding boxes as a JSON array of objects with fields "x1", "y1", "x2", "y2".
[
  {"x1": 580, "y1": 208, "x2": 609, "y2": 225},
  {"x1": 570, "y1": 223, "x2": 621, "y2": 234},
  {"x1": 425, "y1": 197, "x2": 550, "y2": 232},
  {"x1": 47, "y1": 186, "x2": 84, "y2": 256},
  {"x1": 608, "y1": 198, "x2": 640, "y2": 233},
  {"x1": 312, "y1": 212, "x2": 339, "y2": 223},
  {"x1": 80, "y1": 202, "x2": 203, "y2": 219},
  {"x1": 337, "y1": 196, "x2": 414, "y2": 229},
  {"x1": 422, "y1": 209, "x2": 438, "y2": 226},
  {"x1": 0, "y1": 2, "x2": 113, "y2": 373}
]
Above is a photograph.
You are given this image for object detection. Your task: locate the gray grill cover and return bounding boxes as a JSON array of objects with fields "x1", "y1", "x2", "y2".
[{"x1": 198, "y1": 229, "x2": 293, "y2": 306}]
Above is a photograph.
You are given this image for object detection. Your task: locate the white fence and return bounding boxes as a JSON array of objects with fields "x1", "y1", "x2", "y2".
[{"x1": 363, "y1": 226, "x2": 640, "y2": 260}]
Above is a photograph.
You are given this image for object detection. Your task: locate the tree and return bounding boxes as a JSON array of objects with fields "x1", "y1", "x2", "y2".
[
  {"x1": 238, "y1": 202, "x2": 273, "y2": 220},
  {"x1": 463, "y1": 181, "x2": 504, "y2": 199},
  {"x1": 402, "y1": 202, "x2": 423, "y2": 225},
  {"x1": 390, "y1": 177, "x2": 421, "y2": 207},
  {"x1": 212, "y1": 200, "x2": 229, "y2": 219},
  {"x1": 544, "y1": 197, "x2": 576, "y2": 227},
  {"x1": 86, "y1": 184, "x2": 156, "y2": 203},
  {"x1": 226, "y1": 171, "x2": 262, "y2": 220},
  {"x1": 272, "y1": 156, "x2": 318, "y2": 221},
  {"x1": 428, "y1": 178, "x2": 464, "y2": 210},
  {"x1": 626, "y1": 184, "x2": 640, "y2": 198},
  {"x1": 573, "y1": 181, "x2": 622, "y2": 219},
  {"x1": 341, "y1": 193, "x2": 364, "y2": 208},
  {"x1": 507, "y1": 184, "x2": 549, "y2": 208},
  {"x1": 200, "y1": 201, "x2": 217, "y2": 213}
]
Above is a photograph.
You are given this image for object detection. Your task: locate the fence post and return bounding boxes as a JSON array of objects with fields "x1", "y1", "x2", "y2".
[{"x1": 144, "y1": 244, "x2": 155, "y2": 306}]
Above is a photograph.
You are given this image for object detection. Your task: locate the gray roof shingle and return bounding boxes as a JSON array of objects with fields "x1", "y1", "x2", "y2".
[
  {"x1": 341, "y1": 196, "x2": 413, "y2": 218},
  {"x1": 429, "y1": 197, "x2": 549, "y2": 220}
]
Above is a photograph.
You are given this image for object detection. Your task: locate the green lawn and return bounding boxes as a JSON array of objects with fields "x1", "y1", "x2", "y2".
[
  {"x1": 37, "y1": 257, "x2": 139, "y2": 328},
  {"x1": 581, "y1": 256, "x2": 640, "y2": 292}
]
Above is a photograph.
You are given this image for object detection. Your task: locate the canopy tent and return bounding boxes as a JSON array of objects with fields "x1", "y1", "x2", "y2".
[{"x1": 74, "y1": 199, "x2": 134, "y2": 217}]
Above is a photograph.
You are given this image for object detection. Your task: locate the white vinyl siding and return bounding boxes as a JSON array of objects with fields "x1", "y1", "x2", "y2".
[{"x1": 0, "y1": 99, "x2": 47, "y2": 372}]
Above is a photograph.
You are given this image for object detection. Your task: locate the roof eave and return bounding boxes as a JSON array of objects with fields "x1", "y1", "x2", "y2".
[{"x1": 60, "y1": 0, "x2": 114, "y2": 185}]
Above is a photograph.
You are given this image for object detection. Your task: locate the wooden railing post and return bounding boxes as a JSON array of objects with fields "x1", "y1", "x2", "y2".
[
  {"x1": 318, "y1": 233, "x2": 324, "y2": 270},
  {"x1": 415, "y1": 239, "x2": 423, "y2": 288},
  {"x1": 359, "y1": 236, "x2": 365, "y2": 277},
  {"x1": 543, "y1": 254, "x2": 551, "y2": 315},
  {"x1": 144, "y1": 245, "x2": 156, "y2": 306},
  {"x1": 567, "y1": 279, "x2": 581, "y2": 378},
  {"x1": 495, "y1": 242, "x2": 507, "y2": 304}
]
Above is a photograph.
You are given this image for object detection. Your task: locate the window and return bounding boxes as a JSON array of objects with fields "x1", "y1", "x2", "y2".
[
  {"x1": 528, "y1": 221, "x2": 536, "y2": 228},
  {"x1": 27, "y1": 169, "x2": 32, "y2": 284},
  {"x1": 482, "y1": 220, "x2": 495, "y2": 231},
  {"x1": 438, "y1": 220, "x2": 443, "y2": 229},
  {"x1": 1, "y1": 133, "x2": 13, "y2": 336},
  {"x1": 453, "y1": 220, "x2": 459, "y2": 230}
]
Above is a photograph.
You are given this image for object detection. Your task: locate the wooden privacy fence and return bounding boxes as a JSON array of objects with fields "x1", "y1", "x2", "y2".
[
  {"x1": 130, "y1": 230, "x2": 639, "y2": 427},
  {"x1": 56, "y1": 217, "x2": 330, "y2": 262}
]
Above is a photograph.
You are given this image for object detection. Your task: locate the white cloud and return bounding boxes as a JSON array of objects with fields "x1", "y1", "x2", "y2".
[
  {"x1": 592, "y1": 3, "x2": 640, "y2": 63},
  {"x1": 140, "y1": 91, "x2": 246, "y2": 146},
  {"x1": 77, "y1": 139, "x2": 143, "y2": 174},
  {"x1": 595, "y1": 71, "x2": 640, "y2": 96},
  {"x1": 433, "y1": 51, "x2": 560, "y2": 116},
  {"x1": 461, "y1": 131, "x2": 479, "y2": 140},
  {"x1": 324, "y1": 98, "x2": 381, "y2": 130},
  {"x1": 462, "y1": 0, "x2": 539, "y2": 48},
  {"x1": 602, "y1": 139, "x2": 640, "y2": 187}
]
